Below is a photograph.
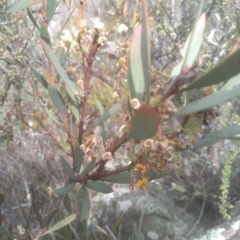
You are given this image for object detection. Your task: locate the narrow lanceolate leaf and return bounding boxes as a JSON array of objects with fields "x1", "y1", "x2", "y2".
[
  {"x1": 128, "y1": 25, "x2": 149, "y2": 102},
  {"x1": 141, "y1": 0, "x2": 150, "y2": 103},
  {"x1": 42, "y1": 213, "x2": 76, "y2": 236},
  {"x1": 129, "y1": 104, "x2": 159, "y2": 140},
  {"x1": 195, "y1": 125, "x2": 240, "y2": 148},
  {"x1": 40, "y1": 39, "x2": 76, "y2": 94},
  {"x1": 40, "y1": 25, "x2": 51, "y2": 46},
  {"x1": 220, "y1": 73, "x2": 240, "y2": 91},
  {"x1": 100, "y1": 172, "x2": 132, "y2": 184},
  {"x1": 54, "y1": 183, "x2": 75, "y2": 195},
  {"x1": 70, "y1": 105, "x2": 80, "y2": 122},
  {"x1": 48, "y1": 86, "x2": 66, "y2": 114},
  {"x1": 87, "y1": 98, "x2": 126, "y2": 131},
  {"x1": 4, "y1": 0, "x2": 41, "y2": 13},
  {"x1": 27, "y1": 8, "x2": 39, "y2": 30},
  {"x1": 31, "y1": 67, "x2": 48, "y2": 88},
  {"x1": 79, "y1": 159, "x2": 96, "y2": 177},
  {"x1": 74, "y1": 146, "x2": 83, "y2": 175},
  {"x1": 186, "y1": 46, "x2": 240, "y2": 90},
  {"x1": 174, "y1": 82, "x2": 240, "y2": 117},
  {"x1": 182, "y1": 12, "x2": 206, "y2": 69},
  {"x1": 60, "y1": 156, "x2": 76, "y2": 180},
  {"x1": 77, "y1": 185, "x2": 90, "y2": 222},
  {"x1": 46, "y1": 0, "x2": 57, "y2": 23},
  {"x1": 85, "y1": 181, "x2": 113, "y2": 194}
]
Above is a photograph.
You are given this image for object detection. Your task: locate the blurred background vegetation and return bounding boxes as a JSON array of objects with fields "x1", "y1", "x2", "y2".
[{"x1": 2, "y1": 0, "x2": 240, "y2": 239}]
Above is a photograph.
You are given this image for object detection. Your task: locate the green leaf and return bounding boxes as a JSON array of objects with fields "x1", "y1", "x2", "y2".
[
  {"x1": 45, "y1": 107, "x2": 62, "y2": 125},
  {"x1": 128, "y1": 104, "x2": 159, "y2": 140},
  {"x1": 195, "y1": 125, "x2": 240, "y2": 148},
  {"x1": 48, "y1": 86, "x2": 66, "y2": 114},
  {"x1": 0, "y1": 226, "x2": 14, "y2": 239},
  {"x1": 70, "y1": 105, "x2": 80, "y2": 122},
  {"x1": 27, "y1": 8, "x2": 39, "y2": 30},
  {"x1": 85, "y1": 181, "x2": 113, "y2": 194},
  {"x1": 4, "y1": 0, "x2": 41, "y2": 13},
  {"x1": 60, "y1": 156, "x2": 76, "y2": 180},
  {"x1": 128, "y1": 26, "x2": 148, "y2": 101},
  {"x1": 54, "y1": 183, "x2": 75, "y2": 195},
  {"x1": 146, "y1": 169, "x2": 168, "y2": 180},
  {"x1": 31, "y1": 68, "x2": 48, "y2": 89},
  {"x1": 100, "y1": 172, "x2": 132, "y2": 184},
  {"x1": 141, "y1": 0, "x2": 150, "y2": 103},
  {"x1": 220, "y1": 73, "x2": 240, "y2": 91},
  {"x1": 79, "y1": 159, "x2": 96, "y2": 177},
  {"x1": 77, "y1": 185, "x2": 90, "y2": 222},
  {"x1": 40, "y1": 39, "x2": 76, "y2": 94},
  {"x1": 87, "y1": 98, "x2": 126, "y2": 131},
  {"x1": 46, "y1": 0, "x2": 57, "y2": 23},
  {"x1": 74, "y1": 146, "x2": 83, "y2": 175},
  {"x1": 40, "y1": 25, "x2": 51, "y2": 46},
  {"x1": 186, "y1": 46, "x2": 240, "y2": 90},
  {"x1": 173, "y1": 82, "x2": 240, "y2": 117},
  {"x1": 182, "y1": 12, "x2": 206, "y2": 68},
  {"x1": 95, "y1": 99, "x2": 104, "y2": 115},
  {"x1": 59, "y1": 48, "x2": 70, "y2": 66},
  {"x1": 42, "y1": 213, "x2": 76, "y2": 236}
]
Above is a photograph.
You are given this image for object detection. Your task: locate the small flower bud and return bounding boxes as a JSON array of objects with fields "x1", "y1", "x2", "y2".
[
  {"x1": 103, "y1": 152, "x2": 113, "y2": 160},
  {"x1": 130, "y1": 98, "x2": 141, "y2": 110}
]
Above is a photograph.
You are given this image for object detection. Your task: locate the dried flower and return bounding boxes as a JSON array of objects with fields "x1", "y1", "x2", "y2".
[
  {"x1": 103, "y1": 152, "x2": 113, "y2": 160},
  {"x1": 130, "y1": 98, "x2": 141, "y2": 110}
]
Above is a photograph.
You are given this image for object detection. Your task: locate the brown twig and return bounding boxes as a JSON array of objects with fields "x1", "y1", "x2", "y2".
[{"x1": 78, "y1": 30, "x2": 101, "y2": 146}]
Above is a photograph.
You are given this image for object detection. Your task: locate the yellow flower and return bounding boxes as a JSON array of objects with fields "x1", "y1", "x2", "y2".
[{"x1": 136, "y1": 177, "x2": 148, "y2": 191}]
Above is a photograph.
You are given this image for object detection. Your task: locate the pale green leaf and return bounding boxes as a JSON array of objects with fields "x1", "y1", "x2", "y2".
[
  {"x1": 77, "y1": 185, "x2": 90, "y2": 222},
  {"x1": 42, "y1": 213, "x2": 76, "y2": 236},
  {"x1": 195, "y1": 125, "x2": 240, "y2": 148},
  {"x1": 174, "y1": 83, "x2": 240, "y2": 117},
  {"x1": 74, "y1": 146, "x2": 83, "y2": 175},
  {"x1": 86, "y1": 181, "x2": 113, "y2": 194},
  {"x1": 46, "y1": 0, "x2": 57, "y2": 23},
  {"x1": 40, "y1": 25, "x2": 51, "y2": 46},
  {"x1": 4, "y1": 0, "x2": 41, "y2": 13},
  {"x1": 54, "y1": 183, "x2": 75, "y2": 195}
]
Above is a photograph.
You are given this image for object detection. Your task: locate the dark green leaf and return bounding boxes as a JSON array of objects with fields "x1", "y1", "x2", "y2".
[
  {"x1": 48, "y1": 86, "x2": 66, "y2": 114},
  {"x1": 129, "y1": 104, "x2": 159, "y2": 140},
  {"x1": 86, "y1": 181, "x2": 113, "y2": 194},
  {"x1": 4, "y1": 0, "x2": 41, "y2": 13},
  {"x1": 33, "y1": 204, "x2": 43, "y2": 225},
  {"x1": 54, "y1": 183, "x2": 75, "y2": 195},
  {"x1": 195, "y1": 125, "x2": 240, "y2": 148},
  {"x1": 60, "y1": 156, "x2": 76, "y2": 180},
  {"x1": 31, "y1": 67, "x2": 48, "y2": 89},
  {"x1": 27, "y1": 8, "x2": 39, "y2": 30},
  {"x1": 77, "y1": 185, "x2": 90, "y2": 222},
  {"x1": 79, "y1": 159, "x2": 96, "y2": 177},
  {"x1": 74, "y1": 146, "x2": 83, "y2": 175},
  {"x1": 146, "y1": 169, "x2": 168, "y2": 180},
  {"x1": 100, "y1": 172, "x2": 132, "y2": 184},
  {"x1": 174, "y1": 83, "x2": 240, "y2": 117},
  {"x1": 40, "y1": 25, "x2": 51, "y2": 46},
  {"x1": 186, "y1": 46, "x2": 240, "y2": 90},
  {"x1": 46, "y1": 0, "x2": 57, "y2": 23},
  {"x1": 42, "y1": 214, "x2": 76, "y2": 236},
  {"x1": 0, "y1": 226, "x2": 14, "y2": 239}
]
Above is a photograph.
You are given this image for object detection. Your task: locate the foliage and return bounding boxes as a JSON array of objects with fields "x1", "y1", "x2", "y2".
[{"x1": 1, "y1": 0, "x2": 240, "y2": 239}]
